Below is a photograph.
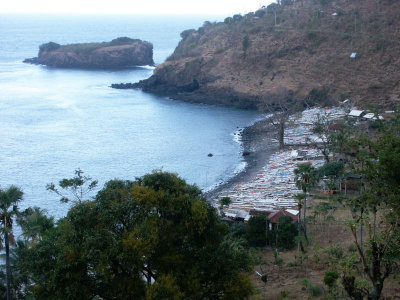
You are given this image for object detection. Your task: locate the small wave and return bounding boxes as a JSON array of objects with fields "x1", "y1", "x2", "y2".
[{"x1": 138, "y1": 65, "x2": 155, "y2": 70}]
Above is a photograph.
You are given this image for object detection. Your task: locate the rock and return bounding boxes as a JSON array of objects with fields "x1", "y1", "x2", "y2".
[
  {"x1": 242, "y1": 151, "x2": 252, "y2": 156},
  {"x1": 24, "y1": 37, "x2": 154, "y2": 69}
]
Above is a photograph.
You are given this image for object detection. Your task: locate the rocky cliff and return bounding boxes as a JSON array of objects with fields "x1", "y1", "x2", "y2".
[
  {"x1": 24, "y1": 37, "x2": 154, "y2": 68},
  {"x1": 126, "y1": 0, "x2": 400, "y2": 110}
]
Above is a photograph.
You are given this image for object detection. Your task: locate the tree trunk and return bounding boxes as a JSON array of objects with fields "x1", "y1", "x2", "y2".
[
  {"x1": 368, "y1": 283, "x2": 383, "y2": 300},
  {"x1": 5, "y1": 230, "x2": 11, "y2": 300},
  {"x1": 303, "y1": 192, "x2": 308, "y2": 242},
  {"x1": 342, "y1": 275, "x2": 365, "y2": 300},
  {"x1": 278, "y1": 120, "x2": 285, "y2": 149}
]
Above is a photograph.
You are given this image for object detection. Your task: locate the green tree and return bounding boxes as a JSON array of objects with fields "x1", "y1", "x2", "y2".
[
  {"x1": 246, "y1": 215, "x2": 267, "y2": 247},
  {"x1": 275, "y1": 216, "x2": 297, "y2": 249},
  {"x1": 18, "y1": 171, "x2": 254, "y2": 299},
  {"x1": 0, "y1": 186, "x2": 23, "y2": 300},
  {"x1": 337, "y1": 120, "x2": 400, "y2": 300},
  {"x1": 242, "y1": 36, "x2": 251, "y2": 58},
  {"x1": 46, "y1": 168, "x2": 98, "y2": 203},
  {"x1": 219, "y1": 196, "x2": 231, "y2": 216},
  {"x1": 294, "y1": 163, "x2": 319, "y2": 240}
]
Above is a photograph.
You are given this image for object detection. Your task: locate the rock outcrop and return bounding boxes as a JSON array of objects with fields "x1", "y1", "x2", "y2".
[
  {"x1": 24, "y1": 37, "x2": 154, "y2": 68},
  {"x1": 118, "y1": 0, "x2": 400, "y2": 110}
]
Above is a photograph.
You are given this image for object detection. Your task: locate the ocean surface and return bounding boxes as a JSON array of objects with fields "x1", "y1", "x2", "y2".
[{"x1": 0, "y1": 14, "x2": 261, "y2": 219}]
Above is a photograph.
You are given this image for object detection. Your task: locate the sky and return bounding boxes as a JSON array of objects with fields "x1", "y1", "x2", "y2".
[{"x1": 0, "y1": 0, "x2": 275, "y2": 15}]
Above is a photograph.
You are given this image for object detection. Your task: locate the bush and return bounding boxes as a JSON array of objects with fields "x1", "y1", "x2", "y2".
[
  {"x1": 39, "y1": 42, "x2": 60, "y2": 54},
  {"x1": 254, "y1": 9, "x2": 266, "y2": 17},
  {"x1": 109, "y1": 37, "x2": 137, "y2": 45},
  {"x1": 300, "y1": 279, "x2": 323, "y2": 297},
  {"x1": 275, "y1": 216, "x2": 297, "y2": 249},
  {"x1": 306, "y1": 86, "x2": 330, "y2": 106},
  {"x1": 242, "y1": 36, "x2": 251, "y2": 53},
  {"x1": 180, "y1": 29, "x2": 196, "y2": 40},
  {"x1": 233, "y1": 14, "x2": 243, "y2": 22},
  {"x1": 230, "y1": 222, "x2": 247, "y2": 239},
  {"x1": 246, "y1": 215, "x2": 267, "y2": 247},
  {"x1": 324, "y1": 270, "x2": 339, "y2": 289}
]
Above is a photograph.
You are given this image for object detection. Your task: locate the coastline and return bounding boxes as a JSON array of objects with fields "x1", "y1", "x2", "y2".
[
  {"x1": 204, "y1": 117, "x2": 278, "y2": 202},
  {"x1": 205, "y1": 106, "x2": 348, "y2": 210}
]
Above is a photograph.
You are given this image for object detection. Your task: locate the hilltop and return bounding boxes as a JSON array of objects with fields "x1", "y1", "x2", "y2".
[
  {"x1": 127, "y1": 0, "x2": 400, "y2": 110},
  {"x1": 24, "y1": 37, "x2": 154, "y2": 68}
]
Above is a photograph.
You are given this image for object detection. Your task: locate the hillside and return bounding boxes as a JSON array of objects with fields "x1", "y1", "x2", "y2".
[
  {"x1": 24, "y1": 37, "x2": 154, "y2": 68},
  {"x1": 129, "y1": 0, "x2": 400, "y2": 110}
]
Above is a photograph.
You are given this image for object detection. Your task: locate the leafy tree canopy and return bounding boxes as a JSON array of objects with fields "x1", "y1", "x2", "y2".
[{"x1": 15, "y1": 171, "x2": 254, "y2": 299}]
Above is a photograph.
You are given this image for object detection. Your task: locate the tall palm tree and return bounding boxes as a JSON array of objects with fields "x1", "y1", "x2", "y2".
[
  {"x1": 294, "y1": 163, "x2": 319, "y2": 241},
  {"x1": 0, "y1": 186, "x2": 23, "y2": 300}
]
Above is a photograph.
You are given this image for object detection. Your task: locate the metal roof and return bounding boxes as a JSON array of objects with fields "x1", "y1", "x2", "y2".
[{"x1": 349, "y1": 109, "x2": 364, "y2": 117}]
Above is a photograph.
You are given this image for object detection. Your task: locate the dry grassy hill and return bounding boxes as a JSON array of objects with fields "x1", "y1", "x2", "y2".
[{"x1": 134, "y1": 0, "x2": 400, "y2": 110}]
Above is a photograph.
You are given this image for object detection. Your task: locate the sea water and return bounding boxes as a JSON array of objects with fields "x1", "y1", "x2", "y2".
[{"x1": 0, "y1": 14, "x2": 260, "y2": 219}]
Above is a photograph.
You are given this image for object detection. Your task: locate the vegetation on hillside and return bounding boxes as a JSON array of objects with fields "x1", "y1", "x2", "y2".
[
  {"x1": 140, "y1": 0, "x2": 400, "y2": 109},
  {"x1": 38, "y1": 37, "x2": 145, "y2": 55}
]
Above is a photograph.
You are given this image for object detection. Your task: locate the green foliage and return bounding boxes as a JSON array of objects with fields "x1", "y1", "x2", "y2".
[
  {"x1": 109, "y1": 37, "x2": 139, "y2": 45},
  {"x1": 318, "y1": 161, "x2": 344, "y2": 179},
  {"x1": 273, "y1": 249, "x2": 283, "y2": 265},
  {"x1": 324, "y1": 269, "x2": 339, "y2": 289},
  {"x1": 0, "y1": 185, "x2": 23, "y2": 300},
  {"x1": 246, "y1": 215, "x2": 267, "y2": 247},
  {"x1": 15, "y1": 171, "x2": 254, "y2": 299},
  {"x1": 242, "y1": 36, "x2": 251, "y2": 58},
  {"x1": 180, "y1": 29, "x2": 196, "y2": 40},
  {"x1": 224, "y1": 17, "x2": 233, "y2": 24},
  {"x1": 306, "y1": 87, "x2": 330, "y2": 106},
  {"x1": 254, "y1": 9, "x2": 266, "y2": 18},
  {"x1": 46, "y1": 168, "x2": 98, "y2": 203},
  {"x1": 335, "y1": 121, "x2": 400, "y2": 299},
  {"x1": 299, "y1": 278, "x2": 323, "y2": 297},
  {"x1": 294, "y1": 163, "x2": 319, "y2": 193},
  {"x1": 275, "y1": 216, "x2": 297, "y2": 249},
  {"x1": 230, "y1": 222, "x2": 247, "y2": 239},
  {"x1": 17, "y1": 207, "x2": 54, "y2": 242},
  {"x1": 336, "y1": 8, "x2": 344, "y2": 16},
  {"x1": 39, "y1": 42, "x2": 60, "y2": 54},
  {"x1": 233, "y1": 14, "x2": 243, "y2": 22},
  {"x1": 219, "y1": 196, "x2": 231, "y2": 208}
]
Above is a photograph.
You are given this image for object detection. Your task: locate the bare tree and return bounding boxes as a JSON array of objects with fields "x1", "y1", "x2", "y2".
[{"x1": 260, "y1": 87, "x2": 300, "y2": 149}]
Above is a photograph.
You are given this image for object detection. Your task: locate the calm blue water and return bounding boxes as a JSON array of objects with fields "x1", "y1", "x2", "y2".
[{"x1": 0, "y1": 14, "x2": 260, "y2": 218}]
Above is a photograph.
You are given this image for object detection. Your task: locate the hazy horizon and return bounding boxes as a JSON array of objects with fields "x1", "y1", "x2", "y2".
[{"x1": 0, "y1": 0, "x2": 274, "y2": 16}]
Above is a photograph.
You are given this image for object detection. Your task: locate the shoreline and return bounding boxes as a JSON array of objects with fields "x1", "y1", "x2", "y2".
[
  {"x1": 205, "y1": 106, "x2": 348, "y2": 210},
  {"x1": 204, "y1": 117, "x2": 278, "y2": 202}
]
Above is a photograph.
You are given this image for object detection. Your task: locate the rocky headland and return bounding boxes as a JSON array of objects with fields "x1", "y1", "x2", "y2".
[
  {"x1": 24, "y1": 37, "x2": 154, "y2": 68},
  {"x1": 113, "y1": 0, "x2": 400, "y2": 110}
]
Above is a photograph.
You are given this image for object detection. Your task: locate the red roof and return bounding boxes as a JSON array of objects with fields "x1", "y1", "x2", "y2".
[{"x1": 268, "y1": 210, "x2": 298, "y2": 224}]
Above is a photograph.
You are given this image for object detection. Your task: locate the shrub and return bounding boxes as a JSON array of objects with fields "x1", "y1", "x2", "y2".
[
  {"x1": 242, "y1": 36, "x2": 251, "y2": 52},
  {"x1": 180, "y1": 29, "x2": 196, "y2": 40},
  {"x1": 300, "y1": 279, "x2": 323, "y2": 297},
  {"x1": 306, "y1": 86, "x2": 330, "y2": 106},
  {"x1": 233, "y1": 14, "x2": 243, "y2": 22},
  {"x1": 109, "y1": 37, "x2": 137, "y2": 45},
  {"x1": 324, "y1": 270, "x2": 339, "y2": 289},
  {"x1": 39, "y1": 42, "x2": 60, "y2": 54},
  {"x1": 246, "y1": 215, "x2": 267, "y2": 247},
  {"x1": 255, "y1": 9, "x2": 266, "y2": 18},
  {"x1": 230, "y1": 222, "x2": 247, "y2": 239},
  {"x1": 275, "y1": 216, "x2": 297, "y2": 249}
]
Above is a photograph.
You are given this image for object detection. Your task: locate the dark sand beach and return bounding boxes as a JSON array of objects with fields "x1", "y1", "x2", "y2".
[{"x1": 205, "y1": 117, "x2": 278, "y2": 202}]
